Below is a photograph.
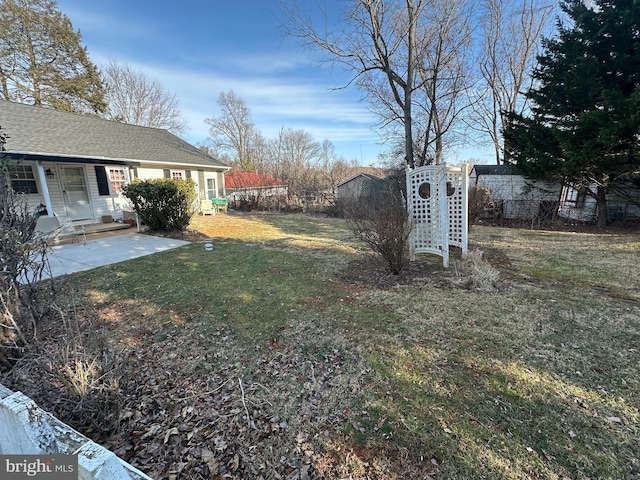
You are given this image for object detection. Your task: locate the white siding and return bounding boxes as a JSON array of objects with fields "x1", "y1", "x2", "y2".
[
  {"x1": 136, "y1": 167, "x2": 165, "y2": 181},
  {"x1": 559, "y1": 185, "x2": 640, "y2": 222},
  {"x1": 44, "y1": 162, "x2": 64, "y2": 216},
  {"x1": 474, "y1": 174, "x2": 561, "y2": 220},
  {"x1": 608, "y1": 190, "x2": 640, "y2": 220}
]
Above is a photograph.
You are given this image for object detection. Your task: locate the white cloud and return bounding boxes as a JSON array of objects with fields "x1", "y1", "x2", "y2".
[
  {"x1": 59, "y1": 0, "x2": 384, "y2": 161},
  {"x1": 94, "y1": 54, "x2": 379, "y2": 151}
]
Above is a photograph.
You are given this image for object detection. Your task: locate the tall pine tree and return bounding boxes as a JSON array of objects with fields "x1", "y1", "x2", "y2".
[
  {"x1": 504, "y1": 0, "x2": 640, "y2": 227},
  {"x1": 0, "y1": 0, "x2": 105, "y2": 113}
]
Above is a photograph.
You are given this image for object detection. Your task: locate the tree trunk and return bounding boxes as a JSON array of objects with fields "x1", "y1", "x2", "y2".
[
  {"x1": 404, "y1": 90, "x2": 414, "y2": 169},
  {"x1": 404, "y1": 0, "x2": 416, "y2": 169},
  {"x1": 0, "y1": 66, "x2": 9, "y2": 100},
  {"x1": 595, "y1": 185, "x2": 607, "y2": 228}
]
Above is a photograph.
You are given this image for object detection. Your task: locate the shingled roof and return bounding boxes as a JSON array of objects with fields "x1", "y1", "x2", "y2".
[
  {"x1": 471, "y1": 164, "x2": 516, "y2": 176},
  {"x1": 0, "y1": 99, "x2": 228, "y2": 169},
  {"x1": 336, "y1": 172, "x2": 381, "y2": 188}
]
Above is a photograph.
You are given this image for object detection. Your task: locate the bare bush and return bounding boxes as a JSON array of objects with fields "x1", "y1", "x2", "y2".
[
  {"x1": 453, "y1": 249, "x2": 500, "y2": 290},
  {"x1": 468, "y1": 185, "x2": 494, "y2": 225},
  {"x1": 0, "y1": 129, "x2": 57, "y2": 366},
  {"x1": 3, "y1": 291, "x2": 129, "y2": 436},
  {"x1": 344, "y1": 172, "x2": 412, "y2": 274}
]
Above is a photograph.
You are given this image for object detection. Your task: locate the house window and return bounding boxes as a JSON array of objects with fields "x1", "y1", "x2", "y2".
[
  {"x1": 108, "y1": 168, "x2": 127, "y2": 194},
  {"x1": 206, "y1": 177, "x2": 217, "y2": 199},
  {"x1": 8, "y1": 165, "x2": 38, "y2": 194},
  {"x1": 564, "y1": 186, "x2": 586, "y2": 207},
  {"x1": 170, "y1": 170, "x2": 184, "y2": 180}
]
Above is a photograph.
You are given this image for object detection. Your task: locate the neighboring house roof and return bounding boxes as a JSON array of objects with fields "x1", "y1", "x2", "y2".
[
  {"x1": 0, "y1": 99, "x2": 229, "y2": 169},
  {"x1": 336, "y1": 173, "x2": 381, "y2": 188},
  {"x1": 225, "y1": 171, "x2": 286, "y2": 189},
  {"x1": 471, "y1": 165, "x2": 516, "y2": 176}
]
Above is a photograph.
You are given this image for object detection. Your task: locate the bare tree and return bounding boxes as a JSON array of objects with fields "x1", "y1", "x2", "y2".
[
  {"x1": 269, "y1": 127, "x2": 321, "y2": 198},
  {"x1": 283, "y1": 0, "x2": 425, "y2": 169},
  {"x1": 470, "y1": 0, "x2": 555, "y2": 164},
  {"x1": 284, "y1": 0, "x2": 475, "y2": 167},
  {"x1": 205, "y1": 90, "x2": 263, "y2": 171},
  {"x1": 245, "y1": 132, "x2": 271, "y2": 175},
  {"x1": 412, "y1": 0, "x2": 474, "y2": 164},
  {"x1": 102, "y1": 61, "x2": 187, "y2": 134}
]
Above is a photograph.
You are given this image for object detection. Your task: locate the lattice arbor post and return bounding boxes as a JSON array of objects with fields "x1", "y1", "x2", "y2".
[{"x1": 406, "y1": 164, "x2": 469, "y2": 267}]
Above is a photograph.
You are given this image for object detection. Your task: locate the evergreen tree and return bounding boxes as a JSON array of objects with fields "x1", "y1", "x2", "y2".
[
  {"x1": 504, "y1": 0, "x2": 640, "y2": 227},
  {"x1": 0, "y1": 0, "x2": 105, "y2": 113}
]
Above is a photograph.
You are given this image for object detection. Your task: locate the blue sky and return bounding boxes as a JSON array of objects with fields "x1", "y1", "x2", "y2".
[{"x1": 56, "y1": 0, "x2": 491, "y2": 165}]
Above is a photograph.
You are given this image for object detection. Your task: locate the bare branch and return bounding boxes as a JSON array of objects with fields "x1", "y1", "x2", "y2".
[{"x1": 102, "y1": 61, "x2": 188, "y2": 135}]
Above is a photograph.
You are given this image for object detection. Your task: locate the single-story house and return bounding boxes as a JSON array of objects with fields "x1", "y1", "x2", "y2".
[
  {"x1": 0, "y1": 99, "x2": 229, "y2": 227},
  {"x1": 470, "y1": 165, "x2": 562, "y2": 221},
  {"x1": 225, "y1": 171, "x2": 288, "y2": 207}
]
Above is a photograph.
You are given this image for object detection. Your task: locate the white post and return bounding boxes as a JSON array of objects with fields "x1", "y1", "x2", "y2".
[
  {"x1": 439, "y1": 166, "x2": 450, "y2": 268},
  {"x1": 35, "y1": 161, "x2": 54, "y2": 217},
  {"x1": 461, "y1": 163, "x2": 469, "y2": 256}
]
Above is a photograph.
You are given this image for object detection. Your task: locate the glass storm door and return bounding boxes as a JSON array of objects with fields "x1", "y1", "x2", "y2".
[{"x1": 60, "y1": 166, "x2": 92, "y2": 220}]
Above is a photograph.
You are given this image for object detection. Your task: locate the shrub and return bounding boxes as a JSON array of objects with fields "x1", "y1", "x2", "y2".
[
  {"x1": 4, "y1": 298, "x2": 129, "y2": 436},
  {"x1": 122, "y1": 178, "x2": 197, "y2": 232},
  {"x1": 344, "y1": 170, "x2": 412, "y2": 274},
  {"x1": 468, "y1": 185, "x2": 494, "y2": 225}
]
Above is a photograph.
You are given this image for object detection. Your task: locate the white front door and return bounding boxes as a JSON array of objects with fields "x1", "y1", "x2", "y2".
[{"x1": 60, "y1": 166, "x2": 92, "y2": 220}]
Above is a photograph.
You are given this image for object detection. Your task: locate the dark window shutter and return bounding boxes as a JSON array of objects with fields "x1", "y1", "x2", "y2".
[
  {"x1": 185, "y1": 170, "x2": 192, "y2": 179},
  {"x1": 163, "y1": 169, "x2": 171, "y2": 178},
  {"x1": 95, "y1": 166, "x2": 110, "y2": 195}
]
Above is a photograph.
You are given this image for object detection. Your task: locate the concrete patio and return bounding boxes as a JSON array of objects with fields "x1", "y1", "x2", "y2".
[{"x1": 44, "y1": 231, "x2": 190, "y2": 279}]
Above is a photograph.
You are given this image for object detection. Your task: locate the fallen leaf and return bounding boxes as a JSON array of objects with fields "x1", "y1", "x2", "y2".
[
  {"x1": 141, "y1": 424, "x2": 161, "y2": 440},
  {"x1": 164, "y1": 427, "x2": 179, "y2": 444},
  {"x1": 201, "y1": 448, "x2": 219, "y2": 475}
]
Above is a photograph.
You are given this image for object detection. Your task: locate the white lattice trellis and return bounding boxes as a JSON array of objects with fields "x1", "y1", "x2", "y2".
[{"x1": 407, "y1": 164, "x2": 469, "y2": 267}]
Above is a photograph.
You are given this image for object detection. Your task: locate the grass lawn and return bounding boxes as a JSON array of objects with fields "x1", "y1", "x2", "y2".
[{"x1": 25, "y1": 213, "x2": 640, "y2": 478}]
